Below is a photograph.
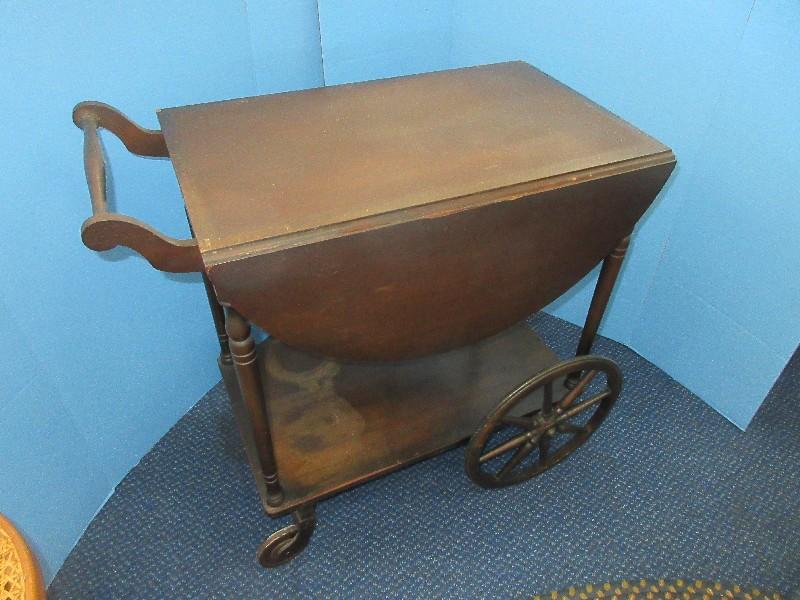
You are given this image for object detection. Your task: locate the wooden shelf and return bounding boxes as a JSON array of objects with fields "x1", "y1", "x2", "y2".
[{"x1": 258, "y1": 322, "x2": 558, "y2": 516}]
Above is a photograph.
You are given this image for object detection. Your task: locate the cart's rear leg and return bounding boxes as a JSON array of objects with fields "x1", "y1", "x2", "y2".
[
  {"x1": 566, "y1": 236, "x2": 629, "y2": 388},
  {"x1": 258, "y1": 505, "x2": 316, "y2": 568}
]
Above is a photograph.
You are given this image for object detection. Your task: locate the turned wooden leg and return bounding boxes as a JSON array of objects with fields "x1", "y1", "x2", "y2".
[
  {"x1": 202, "y1": 276, "x2": 276, "y2": 502},
  {"x1": 202, "y1": 273, "x2": 232, "y2": 363},
  {"x1": 566, "y1": 236, "x2": 629, "y2": 387},
  {"x1": 225, "y1": 306, "x2": 284, "y2": 507}
]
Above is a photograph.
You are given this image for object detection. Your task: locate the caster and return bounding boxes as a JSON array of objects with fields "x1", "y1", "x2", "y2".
[{"x1": 257, "y1": 505, "x2": 316, "y2": 567}]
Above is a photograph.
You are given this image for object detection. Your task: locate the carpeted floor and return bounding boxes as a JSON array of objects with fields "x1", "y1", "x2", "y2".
[{"x1": 49, "y1": 314, "x2": 800, "y2": 599}]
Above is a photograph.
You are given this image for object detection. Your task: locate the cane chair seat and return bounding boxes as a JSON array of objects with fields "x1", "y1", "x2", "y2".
[{"x1": 0, "y1": 515, "x2": 45, "y2": 600}]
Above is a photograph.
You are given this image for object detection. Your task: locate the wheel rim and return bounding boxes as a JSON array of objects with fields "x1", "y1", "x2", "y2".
[
  {"x1": 257, "y1": 526, "x2": 295, "y2": 567},
  {"x1": 465, "y1": 355, "x2": 621, "y2": 488}
]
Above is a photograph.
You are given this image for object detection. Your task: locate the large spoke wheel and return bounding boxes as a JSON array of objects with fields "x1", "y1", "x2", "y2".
[{"x1": 465, "y1": 355, "x2": 621, "y2": 488}]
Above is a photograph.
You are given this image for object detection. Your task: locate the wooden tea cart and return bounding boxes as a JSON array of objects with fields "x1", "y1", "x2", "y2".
[{"x1": 74, "y1": 62, "x2": 674, "y2": 567}]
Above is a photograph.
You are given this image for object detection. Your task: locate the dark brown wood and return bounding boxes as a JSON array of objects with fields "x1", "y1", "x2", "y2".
[
  {"x1": 575, "y1": 236, "x2": 631, "y2": 358},
  {"x1": 73, "y1": 101, "x2": 202, "y2": 273},
  {"x1": 78, "y1": 115, "x2": 107, "y2": 215},
  {"x1": 207, "y1": 164, "x2": 672, "y2": 361},
  {"x1": 75, "y1": 61, "x2": 677, "y2": 568},
  {"x1": 158, "y1": 62, "x2": 671, "y2": 255},
  {"x1": 259, "y1": 322, "x2": 559, "y2": 516},
  {"x1": 225, "y1": 307, "x2": 284, "y2": 507},
  {"x1": 465, "y1": 356, "x2": 621, "y2": 488},
  {"x1": 80, "y1": 214, "x2": 202, "y2": 273},
  {"x1": 158, "y1": 61, "x2": 675, "y2": 360},
  {"x1": 73, "y1": 101, "x2": 168, "y2": 157},
  {"x1": 201, "y1": 274, "x2": 230, "y2": 361},
  {"x1": 565, "y1": 236, "x2": 630, "y2": 388},
  {"x1": 201, "y1": 275, "x2": 272, "y2": 503}
]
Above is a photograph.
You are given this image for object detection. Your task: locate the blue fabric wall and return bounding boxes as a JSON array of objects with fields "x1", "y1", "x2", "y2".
[
  {"x1": 317, "y1": 0, "x2": 453, "y2": 84},
  {"x1": 1, "y1": 0, "x2": 797, "y2": 582},
  {"x1": 247, "y1": 0, "x2": 324, "y2": 93},
  {"x1": 447, "y1": 1, "x2": 799, "y2": 429},
  {"x1": 630, "y1": 1, "x2": 800, "y2": 427},
  {"x1": 0, "y1": 0, "x2": 321, "y2": 581}
]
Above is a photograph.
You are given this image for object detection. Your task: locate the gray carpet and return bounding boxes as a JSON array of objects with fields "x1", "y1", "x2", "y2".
[{"x1": 49, "y1": 313, "x2": 800, "y2": 598}]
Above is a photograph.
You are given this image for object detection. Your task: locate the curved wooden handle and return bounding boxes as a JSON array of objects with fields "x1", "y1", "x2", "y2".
[
  {"x1": 73, "y1": 101, "x2": 202, "y2": 273},
  {"x1": 73, "y1": 101, "x2": 168, "y2": 157},
  {"x1": 81, "y1": 214, "x2": 202, "y2": 273}
]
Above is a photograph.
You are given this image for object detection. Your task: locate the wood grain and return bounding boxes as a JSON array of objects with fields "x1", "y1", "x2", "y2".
[{"x1": 258, "y1": 322, "x2": 559, "y2": 516}]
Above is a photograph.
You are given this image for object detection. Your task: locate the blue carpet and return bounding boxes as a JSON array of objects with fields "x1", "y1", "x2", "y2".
[{"x1": 49, "y1": 314, "x2": 800, "y2": 599}]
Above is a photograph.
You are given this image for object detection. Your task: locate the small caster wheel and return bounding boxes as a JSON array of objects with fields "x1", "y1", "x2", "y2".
[
  {"x1": 257, "y1": 505, "x2": 316, "y2": 568},
  {"x1": 465, "y1": 355, "x2": 621, "y2": 488}
]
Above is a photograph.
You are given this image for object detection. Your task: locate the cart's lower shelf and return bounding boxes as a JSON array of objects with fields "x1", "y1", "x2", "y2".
[{"x1": 257, "y1": 322, "x2": 559, "y2": 516}]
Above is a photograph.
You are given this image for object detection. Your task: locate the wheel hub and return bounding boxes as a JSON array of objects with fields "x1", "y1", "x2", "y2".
[{"x1": 464, "y1": 355, "x2": 622, "y2": 489}]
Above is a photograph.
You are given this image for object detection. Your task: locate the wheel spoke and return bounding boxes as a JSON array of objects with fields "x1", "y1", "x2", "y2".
[
  {"x1": 559, "y1": 369, "x2": 598, "y2": 408},
  {"x1": 479, "y1": 431, "x2": 530, "y2": 463},
  {"x1": 501, "y1": 415, "x2": 534, "y2": 429},
  {"x1": 556, "y1": 422, "x2": 585, "y2": 434},
  {"x1": 556, "y1": 390, "x2": 610, "y2": 423},
  {"x1": 542, "y1": 381, "x2": 554, "y2": 417},
  {"x1": 497, "y1": 441, "x2": 535, "y2": 479},
  {"x1": 537, "y1": 433, "x2": 550, "y2": 465},
  {"x1": 466, "y1": 356, "x2": 621, "y2": 489}
]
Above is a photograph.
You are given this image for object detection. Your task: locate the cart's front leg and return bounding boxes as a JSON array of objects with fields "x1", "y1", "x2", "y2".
[
  {"x1": 258, "y1": 504, "x2": 317, "y2": 568},
  {"x1": 202, "y1": 274, "x2": 232, "y2": 365},
  {"x1": 225, "y1": 306, "x2": 284, "y2": 507},
  {"x1": 202, "y1": 276, "x2": 276, "y2": 500},
  {"x1": 566, "y1": 236, "x2": 629, "y2": 388}
]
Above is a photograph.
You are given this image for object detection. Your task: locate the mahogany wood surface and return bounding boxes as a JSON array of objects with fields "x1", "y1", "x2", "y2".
[
  {"x1": 157, "y1": 61, "x2": 674, "y2": 360},
  {"x1": 76, "y1": 61, "x2": 677, "y2": 566},
  {"x1": 209, "y1": 162, "x2": 673, "y2": 360},
  {"x1": 73, "y1": 101, "x2": 202, "y2": 273},
  {"x1": 258, "y1": 322, "x2": 559, "y2": 516},
  {"x1": 158, "y1": 62, "x2": 671, "y2": 256}
]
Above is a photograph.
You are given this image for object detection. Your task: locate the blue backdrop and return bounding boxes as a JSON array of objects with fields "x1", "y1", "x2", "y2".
[
  {"x1": 0, "y1": 0, "x2": 320, "y2": 580},
  {"x1": 446, "y1": 0, "x2": 800, "y2": 436},
  {"x1": 1, "y1": 0, "x2": 797, "y2": 582},
  {"x1": 318, "y1": 0, "x2": 800, "y2": 430}
]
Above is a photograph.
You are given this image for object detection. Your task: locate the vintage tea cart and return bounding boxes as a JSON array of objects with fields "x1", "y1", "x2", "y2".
[{"x1": 74, "y1": 62, "x2": 675, "y2": 567}]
